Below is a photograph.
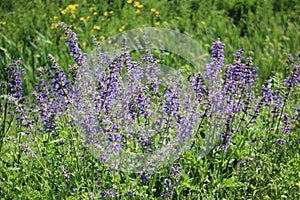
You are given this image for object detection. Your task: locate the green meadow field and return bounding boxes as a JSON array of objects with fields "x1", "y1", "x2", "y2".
[{"x1": 0, "y1": 0, "x2": 299, "y2": 199}]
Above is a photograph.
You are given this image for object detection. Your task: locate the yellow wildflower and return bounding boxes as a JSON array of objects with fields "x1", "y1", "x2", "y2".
[
  {"x1": 61, "y1": 9, "x2": 67, "y2": 15},
  {"x1": 51, "y1": 23, "x2": 57, "y2": 29},
  {"x1": 89, "y1": 7, "x2": 95, "y2": 12},
  {"x1": 61, "y1": 4, "x2": 78, "y2": 16},
  {"x1": 155, "y1": 11, "x2": 161, "y2": 16},
  {"x1": 137, "y1": 4, "x2": 143, "y2": 8},
  {"x1": 150, "y1": 8, "x2": 156, "y2": 13},
  {"x1": 109, "y1": 11, "x2": 114, "y2": 14},
  {"x1": 119, "y1": 25, "x2": 125, "y2": 32},
  {"x1": 154, "y1": 22, "x2": 160, "y2": 27},
  {"x1": 133, "y1": 1, "x2": 140, "y2": 7},
  {"x1": 69, "y1": 4, "x2": 77, "y2": 12},
  {"x1": 104, "y1": 11, "x2": 108, "y2": 17},
  {"x1": 93, "y1": 25, "x2": 101, "y2": 30},
  {"x1": 80, "y1": 17, "x2": 84, "y2": 21},
  {"x1": 86, "y1": 16, "x2": 91, "y2": 20},
  {"x1": 100, "y1": 36, "x2": 105, "y2": 41},
  {"x1": 127, "y1": 0, "x2": 133, "y2": 3},
  {"x1": 93, "y1": 12, "x2": 98, "y2": 15},
  {"x1": 136, "y1": 9, "x2": 140, "y2": 14},
  {"x1": 83, "y1": 41, "x2": 87, "y2": 47},
  {"x1": 53, "y1": 16, "x2": 59, "y2": 20}
]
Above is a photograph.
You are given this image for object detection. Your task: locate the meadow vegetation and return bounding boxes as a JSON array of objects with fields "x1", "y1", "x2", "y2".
[{"x1": 0, "y1": 0, "x2": 299, "y2": 199}]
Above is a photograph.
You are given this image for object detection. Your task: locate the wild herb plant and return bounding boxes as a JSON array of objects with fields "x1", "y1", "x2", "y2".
[{"x1": 0, "y1": 23, "x2": 299, "y2": 199}]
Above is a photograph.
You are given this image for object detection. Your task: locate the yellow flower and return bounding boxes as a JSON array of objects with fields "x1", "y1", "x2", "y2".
[
  {"x1": 93, "y1": 25, "x2": 101, "y2": 30},
  {"x1": 53, "y1": 16, "x2": 59, "y2": 20},
  {"x1": 71, "y1": 13, "x2": 76, "y2": 19},
  {"x1": 89, "y1": 7, "x2": 95, "y2": 12},
  {"x1": 127, "y1": 0, "x2": 133, "y2": 3},
  {"x1": 137, "y1": 4, "x2": 143, "y2": 8},
  {"x1": 51, "y1": 23, "x2": 57, "y2": 29},
  {"x1": 154, "y1": 22, "x2": 160, "y2": 27},
  {"x1": 83, "y1": 41, "x2": 87, "y2": 47},
  {"x1": 104, "y1": 11, "x2": 108, "y2": 17},
  {"x1": 93, "y1": 12, "x2": 98, "y2": 15},
  {"x1": 0, "y1": 21, "x2": 6, "y2": 25},
  {"x1": 136, "y1": 9, "x2": 140, "y2": 14},
  {"x1": 133, "y1": 1, "x2": 140, "y2": 7},
  {"x1": 119, "y1": 25, "x2": 125, "y2": 32},
  {"x1": 80, "y1": 17, "x2": 84, "y2": 21},
  {"x1": 86, "y1": 16, "x2": 91, "y2": 20},
  {"x1": 155, "y1": 11, "x2": 161, "y2": 16},
  {"x1": 150, "y1": 8, "x2": 156, "y2": 13},
  {"x1": 109, "y1": 11, "x2": 114, "y2": 14},
  {"x1": 61, "y1": 9, "x2": 67, "y2": 15},
  {"x1": 64, "y1": 4, "x2": 79, "y2": 14},
  {"x1": 100, "y1": 36, "x2": 105, "y2": 41}
]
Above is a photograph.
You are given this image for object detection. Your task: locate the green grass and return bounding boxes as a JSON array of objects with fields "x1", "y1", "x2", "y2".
[{"x1": 1, "y1": 0, "x2": 299, "y2": 89}]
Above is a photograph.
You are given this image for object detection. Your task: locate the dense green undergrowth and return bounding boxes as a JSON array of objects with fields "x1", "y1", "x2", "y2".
[{"x1": 0, "y1": 0, "x2": 299, "y2": 91}]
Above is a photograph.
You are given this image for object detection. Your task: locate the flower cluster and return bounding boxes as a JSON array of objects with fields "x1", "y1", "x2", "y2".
[
  {"x1": 221, "y1": 48, "x2": 258, "y2": 151},
  {"x1": 6, "y1": 59, "x2": 24, "y2": 100},
  {"x1": 57, "y1": 22, "x2": 87, "y2": 65},
  {"x1": 32, "y1": 55, "x2": 71, "y2": 135},
  {"x1": 70, "y1": 28, "x2": 202, "y2": 174},
  {"x1": 160, "y1": 163, "x2": 183, "y2": 198},
  {"x1": 4, "y1": 59, "x2": 34, "y2": 130},
  {"x1": 60, "y1": 4, "x2": 79, "y2": 18}
]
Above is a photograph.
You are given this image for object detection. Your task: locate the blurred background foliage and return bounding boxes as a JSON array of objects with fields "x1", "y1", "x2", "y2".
[{"x1": 0, "y1": 0, "x2": 299, "y2": 93}]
